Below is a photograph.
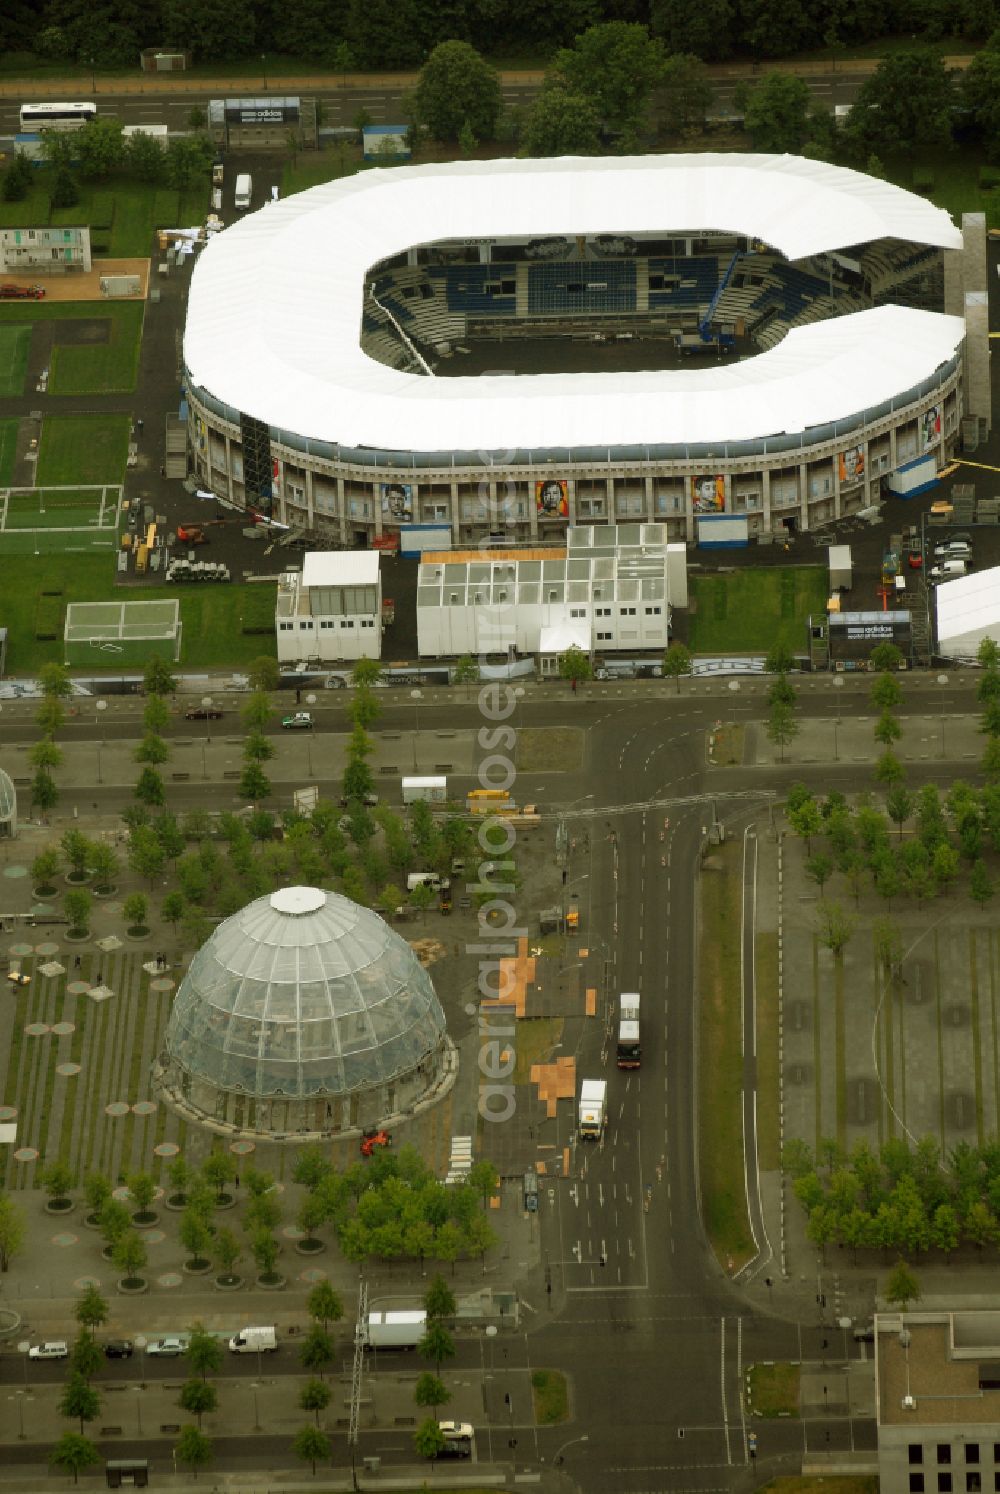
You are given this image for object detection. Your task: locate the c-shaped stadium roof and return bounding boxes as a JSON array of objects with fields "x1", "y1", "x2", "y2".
[{"x1": 184, "y1": 154, "x2": 965, "y2": 455}]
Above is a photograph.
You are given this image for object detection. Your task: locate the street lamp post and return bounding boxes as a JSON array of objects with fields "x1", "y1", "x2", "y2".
[
  {"x1": 410, "y1": 690, "x2": 422, "y2": 771},
  {"x1": 134, "y1": 1335, "x2": 146, "y2": 1388},
  {"x1": 305, "y1": 694, "x2": 317, "y2": 777},
  {"x1": 251, "y1": 1381, "x2": 261, "y2": 1431},
  {"x1": 261, "y1": 53, "x2": 268, "y2": 89},
  {"x1": 15, "y1": 1390, "x2": 25, "y2": 1439},
  {"x1": 134, "y1": 1385, "x2": 143, "y2": 1436},
  {"x1": 937, "y1": 672, "x2": 949, "y2": 757},
  {"x1": 832, "y1": 675, "x2": 844, "y2": 761},
  {"x1": 202, "y1": 696, "x2": 213, "y2": 780},
  {"x1": 96, "y1": 698, "x2": 107, "y2": 784}
]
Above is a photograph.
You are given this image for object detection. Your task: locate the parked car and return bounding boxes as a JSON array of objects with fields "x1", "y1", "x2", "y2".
[
  {"x1": 934, "y1": 541, "x2": 971, "y2": 560},
  {"x1": 185, "y1": 706, "x2": 223, "y2": 720},
  {"x1": 29, "y1": 1341, "x2": 68, "y2": 1360},
  {"x1": 324, "y1": 675, "x2": 347, "y2": 689},
  {"x1": 853, "y1": 1324, "x2": 875, "y2": 1343},
  {"x1": 338, "y1": 792, "x2": 379, "y2": 807},
  {"x1": 147, "y1": 1337, "x2": 185, "y2": 1357},
  {"x1": 281, "y1": 712, "x2": 314, "y2": 730},
  {"x1": 436, "y1": 1422, "x2": 474, "y2": 1458},
  {"x1": 930, "y1": 559, "x2": 968, "y2": 582},
  {"x1": 104, "y1": 1339, "x2": 134, "y2": 1359}
]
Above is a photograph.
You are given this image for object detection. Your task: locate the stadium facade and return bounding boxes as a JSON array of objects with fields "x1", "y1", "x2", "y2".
[{"x1": 183, "y1": 155, "x2": 985, "y2": 549}]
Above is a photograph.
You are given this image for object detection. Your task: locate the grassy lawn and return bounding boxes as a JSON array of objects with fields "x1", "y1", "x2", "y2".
[
  {"x1": 512, "y1": 1017, "x2": 564, "y2": 1085},
  {"x1": 0, "y1": 177, "x2": 208, "y2": 256},
  {"x1": 531, "y1": 1370, "x2": 568, "y2": 1425},
  {"x1": 759, "y1": 1481, "x2": 878, "y2": 1494},
  {"x1": 518, "y1": 726, "x2": 584, "y2": 773},
  {"x1": 756, "y1": 932, "x2": 781, "y2": 1170},
  {"x1": 0, "y1": 302, "x2": 144, "y2": 394},
  {"x1": 283, "y1": 146, "x2": 370, "y2": 196},
  {"x1": 37, "y1": 415, "x2": 131, "y2": 486},
  {"x1": 688, "y1": 566, "x2": 827, "y2": 655},
  {"x1": 1, "y1": 551, "x2": 278, "y2": 672},
  {"x1": 883, "y1": 146, "x2": 1000, "y2": 231},
  {"x1": 0, "y1": 325, "x2": 31, "y2": 396},
  {"x1": 748, "y1": 1362, "x2": 800, "y2": 1417},
  {"x1": 699, "y1": 838, "x2": 755, "y2": 1265},
  {"x1": 0, "y1": 418, "x2": 18, "y2": 484}
]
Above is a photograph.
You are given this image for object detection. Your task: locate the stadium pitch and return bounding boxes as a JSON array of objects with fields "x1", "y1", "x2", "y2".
[{"x1": 0, "y1": 485, "x2": 124, "y2": 555}]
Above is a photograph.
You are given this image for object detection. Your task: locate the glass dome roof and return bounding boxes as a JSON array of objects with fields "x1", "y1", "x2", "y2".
[
  {"x1": 164, "y1": 886, "x2": 447, "y2": 1100},
  {"x1": 0, "y1": 767, "x2": 14, "y2": 822}
]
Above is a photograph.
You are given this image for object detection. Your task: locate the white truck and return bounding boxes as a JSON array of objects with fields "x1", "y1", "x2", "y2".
[
  {"x1": 616, "y1": 993, "x2": 641, "y2": 1069},
  {"x1": 234, "y1": 173, "x2": 252, "y2": 209},
  {"x1": 361, "y1": 1310, "x2": 426, "y2": 1349},
  {"x1": 578, "y1": 1079, "x2": 607, "y2": 1139},
  {"x1": 229, "y1": 1325, "x2": 277, "y2": 1354},
  {"x1": 402, "y1": 775, "x2": 447, "y2": 804}
]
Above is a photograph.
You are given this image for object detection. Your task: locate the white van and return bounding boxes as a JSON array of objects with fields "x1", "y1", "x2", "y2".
[
  {"x1": 234, "y1": 173, "x2": 252, "y2": 210},
  {"x1": 930, "y1": 558, "x2": 968, "y2": 582},
  {"x1": 229, "y1": 1325, "x2": 277, "y2": 1353}
]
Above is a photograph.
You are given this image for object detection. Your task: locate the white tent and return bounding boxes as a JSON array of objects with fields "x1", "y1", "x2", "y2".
[{"x1": 936, "y1": 567, "x2": 1000, "y2": 659}]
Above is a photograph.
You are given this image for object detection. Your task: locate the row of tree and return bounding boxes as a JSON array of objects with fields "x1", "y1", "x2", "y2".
[
  {"x1": 2, "y1": 120, "x2": 215, "y2": 210},
  {"x1": 4, "y1": 0, "x2": 997, "y2": 73},
  {"x1": 785, "y1": 1136, "x2": 1000, "y2": 1257}
]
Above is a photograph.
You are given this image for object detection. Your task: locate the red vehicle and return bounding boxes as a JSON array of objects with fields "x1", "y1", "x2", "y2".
[
  {"x1": 0, "y1": 284, "x2": 45, "y2": 300},
  {"x1": 360, "y1": 1129, "x2": 392, "y2": 1158}
]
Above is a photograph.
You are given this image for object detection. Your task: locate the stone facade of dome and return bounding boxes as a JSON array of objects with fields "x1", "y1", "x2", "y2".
[{"x1": 152, "y1": 886, "x2": 454, "y2": 1139}]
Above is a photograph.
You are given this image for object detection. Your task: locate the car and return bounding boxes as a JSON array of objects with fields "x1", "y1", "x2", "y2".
[
  {"x1": 907, "y1": 550, "x2": 924, "y2": 569},
  {"x1": 281, "y1": 712, "x2": 314, "y2": 730},
  {"x1": 934, "y1": 541, "x2": 971, "y2": 559},
  {"x1": 29, "y1": 1341, "x2": 68, "y2": 1360},
  {"x1": 930, "y1": 561, "x2": 968, "y2": 582},
  {"x1": 147, "y1": 1337, "x2": 186, "y2": 1357},
  {"x1": 853, "y1": 1324, "x2": 875, "y2": 1343},
  {"x1": 7, "y1": 968, "x2": 30, "y2": 987},
  {"x1": 104, "y1": 1339, "x2": 134, "y2": 1359},
  {"x1": 338, "y1": 792, "x2": 379, "y2": 808},
  {"x1": 436, "y1": 1422, "x2": 473, "y2": 1458},
  {"x1": 185, "y1": 706, "x2": 223, "y2": 721},
  {"x1": 324, "y1": 674, "x2": 347, "y2": 689}
]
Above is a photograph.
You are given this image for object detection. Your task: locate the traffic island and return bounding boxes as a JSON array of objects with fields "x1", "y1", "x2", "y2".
[
  {"x1": 531, "y1": 1369, "x2": 569, "y2": 1424},
  {"x1": 747, "y1": 1362, "x2": 800, "y2": 1417}
]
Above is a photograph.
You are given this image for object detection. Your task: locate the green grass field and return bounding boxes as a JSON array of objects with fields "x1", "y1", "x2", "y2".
[
  {"x1": 0, "y1": 325, "x2": 31, "y2": 396},
  {"x1": 2, "y1": 551, "x2": 277, "y2": 671},
  {"x1": 0, "y1": 179, "x2": 208, "y2": 256},
  {"x1": 688, "y1": 566, "x2": 827, "y2": 654},
  {"x1": 36, "y1": 415, "x2": 131, "y2": 486},
  {"x1": 0, "y1": 486, "x2": 120, "y2": 553},
  {"x1": 0, "y1": 419, "x2": 18, "y2": 485},
  {"x1": 0, "y1": 302, "x2": 144, "y2": 395}
]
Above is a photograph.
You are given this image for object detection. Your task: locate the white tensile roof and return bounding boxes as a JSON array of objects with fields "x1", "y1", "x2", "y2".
[
  {"x1": 936, "y1": 567, "x2": 1000, "y2": 656},
  {"x1": 301, "y1": 551, "x2": 379, "y2": 588},
  {"x1": 184, "y1": 154, "x2": 964, "y2": 455}
]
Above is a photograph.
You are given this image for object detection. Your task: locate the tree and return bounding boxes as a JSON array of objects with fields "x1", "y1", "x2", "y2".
[
  {"x1": 452, "y1": 655, "x2": 480, "y2": 699},
  {"x1": 521, "y1": 83, "x2": 602, "y2": 156},
  {"x1": 162, "y1": 890, "x2": 186, "y2": 932},
  {"x1": 424, "y1": 1274, "x2": 457, "y2": 1321},
  {"x1": 125, "y1": 128, "x2": 167, "y2": 183},
  {"x1": 294, "y1": 1147, "x2": 333, "y2": 1192},
  {"x1": 70, "y1": 1330, "x2": 103, "y2": 1385},
  {"x1": 875, "y1": 750, "x2": 905, "y2": 788},
  {"x1": 468, "y1": 1159, "x2": 498, "y2": 1208},
  {"x1": 418, "y1": 1320, "x2": 456, "y2": 1375},
  {"x1": 874, "y1": 710, "x2": 902, "y2": 748},
  {"x1": 299, "y1": 1378, "x2": 332, "y2": 1425},
  {"x1": 300, "y1": 1325, "x2": 335, "y2": 1377},
  {"x1": 661, "y1": 641, "x2": 693, "y2": 693},
  {"x1": 64, "y1": 889, "x2": 91, "y2": 936},
  {"x1": 351, "y1": 657, "x2": 382, "y2": 688},
  {"x1": 884, "y1": 1258, "x2": 920, "y2": 1311},
  {"x1": 766, "y1": 701, "x2": 798, "y2": 762},
  {"x1": 31, "y1": 848, "x2": 61, "y2": 894},
  {"x1": 89, "y1": 843, "x2": 119, "y2": 894},
  {"x1": 743, "y1": 72, "x2": 812, "y2": 152},
  {"x1": 871, "y1": 673, "x2": 903, "y2": 711},
  {"x1": 74, "y1": 116, "x2": 125, "y2": 178},
  {"x1": 165, "y1": 134, "x2": 215, "y2": 190},
  {"x1": 870, "y1": 642, "x2": 904, "y2": 673},
  {"x1": 135, "y1": 766, "x2": 166, "y2": 807},
  {"x1": 248, "y1": 655, "x2": 280, "y2": 691},
  {"x1": 978, "y1": 635, "x2": 1000, "y2": 670},
  {"x1": 59, "y1": 1373, "x2": 100, "y2": 1436},
  {"x1": 2, "y1": 150, "x2": 33, "y2": 202},
  {"x1": 307, "y1": 1280, "x2": 343, "y2": 1331},
  {"x1": 244, "y1": 731, "x2": 275, "y2": 765},
  {"x1": 559, "y1": 645, "x2": 592, "y2": 689},
  {"x1": 886, "y1": 785, "x2": 914, "y2": 839},
  {"x1": 787, "y1": 796, "x2": 822, "y2": 853},
  {"x1": 552, "y1": 22, "x2": 666, "y2": 146},
  {"x1": 122, "y1": 892, "x2": 149, "y2": 934},
  {"x1": 62, "y1": 829, "x2": 91, "y2": 878},
  {"x1": 98, "y1": 1198, "x2": 130, "y2": 1252},
  {"x1": 659, "y1": 53, "x2": 713, "y2": 136},
  {"x1": 179, "y1": 1378, "x2": 218, "y2": 1428},
  {"x1": 213, "y1": 1227, "x2": 242, "y2": 1282},
  {"x1": 135, "y1": 731, "x2": 169, "y2": 765},
  {"x1": 240, "y1": 690, "x2": 273, "y2": 732},
  {"x1": 40, "y1": 662, "x2": 72, "y2": 699},
  {"x1": 765, "y1": 642, "x2": 795, "y2": 676},
  {"x1": 932, "y1": 841, "x2": 960, "y2": 890},
  {"x1": 293, "y1": 1424, "x2": 331, "y2": 1476},
  {"x1": 846, "y1": 49, "x2": 954, "y2": 156},
  {"x1": 415, "y1": 41, "x2": 501, "y2": 142},
  {"x1": 128, "y1": 825, "x2": 165, "y2": 887},
  {"x1": 805, "y1": 852, "x2": 834, "y2": 892},
  {"x1": 143, "y1": 656, "x2": 177, "y2": 695},
  {"x1": 143, "y1": 693, "x2": 171, "y2": 734},
  {"x1": 175, "y1": 1425, "x2": 213, "y2": 1481},
  {"x1": 124, "y1": 1170, "x2": 156, "y2": 1222},
  {"x1": 112, "y1": 1229, "x2": 147, "y2": 1285},
  {"x1": 415, "y1": 1371, "x2": 450, "y2": 1415},
  {"x1": 0, "y1": 1193, "x2": 27, "y2": 1271},
  {"x1": 30, "y1": 738, "x2": 62, "y2": 771},
  {"x1": 816, "y1": 900, "x2": 854, "y2": 959},
  {"x1": 239, "y1": 762, "x2": 272, "y2": 803},
  {"x1": 250, "y1": 1226, "x2": 281, "y2": 1281},
  {"x1": 178, "y1": 1208, "x2": 213, "y2": 1270},
  {"x1": 31, "y1": 767, "x2": 58, "y2": 812},
  {"x1": 201, "y1": 1150, "x2": 237, "y2": 1201},
  {"x1": 38, "y1": 1159, "x2": 74, "y2": 1206},
  {"x1": 74, "y1": 1284, "x2": 108, "y2": 1336},
  {"x1": 50, "y1": 1432, "x2": 100, "y2": 1485},
  {"x1": 971, "y1": 858, "x2": 994, "y2": 907},
  {"x1": 414, "y1": 1417, "x2": 447, "y2": 1460},
  {"x1": 873, "y1": 917, "x2": 903, "y2": 984}
]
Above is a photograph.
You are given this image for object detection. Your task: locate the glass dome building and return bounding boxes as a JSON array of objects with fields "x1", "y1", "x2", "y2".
[
  {"x1": 153, "y1": 886, "x2": 454, "y2": 1139},
  {"x1": 0, "y1": 767, "x2": 15, "y2": 838}
]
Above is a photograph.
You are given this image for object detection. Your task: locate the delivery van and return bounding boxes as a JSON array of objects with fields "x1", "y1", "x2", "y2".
[
  {"x1": 234, "y1": 174, "x2": 252, "y2": 210},
  {"x1": 229, "y1": 1325, "x2": 277, "y2": 1354}
]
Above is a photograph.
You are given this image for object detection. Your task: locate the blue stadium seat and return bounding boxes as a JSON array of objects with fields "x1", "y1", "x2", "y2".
[{"x1": 527, "y1": 260, "x2": 636, "y2": 315}]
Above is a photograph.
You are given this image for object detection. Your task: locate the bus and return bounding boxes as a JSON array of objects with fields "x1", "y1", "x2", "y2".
[
  {"x1": 616, "y1": 992, "x2": 641, "y2": 1069},
  {"x1": 19, "y1": 101, "x2": 96, "y2": 133}
]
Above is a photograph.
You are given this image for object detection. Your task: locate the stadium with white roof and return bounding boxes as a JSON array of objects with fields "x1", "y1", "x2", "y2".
[{"x1": 183, "y1": 153, "x2": 987, "y2": 548}]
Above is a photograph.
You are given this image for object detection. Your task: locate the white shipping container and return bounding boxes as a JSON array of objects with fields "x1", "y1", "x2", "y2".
[{"x1": 402, "y1": 775, "x2": 447, "y2": 804}]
